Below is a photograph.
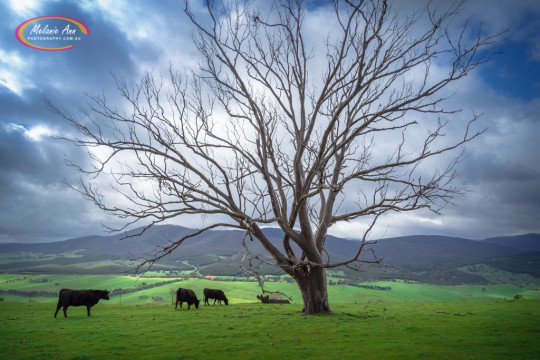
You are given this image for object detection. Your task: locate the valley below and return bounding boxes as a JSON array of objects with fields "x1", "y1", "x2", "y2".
[{"x1": 0, "y1": 225, "x2": 538, "y2": 287}]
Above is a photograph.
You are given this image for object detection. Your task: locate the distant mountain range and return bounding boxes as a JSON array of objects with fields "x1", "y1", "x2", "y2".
[{"x1": 0, "y1": 225, "x2": 538, "y2": 285}]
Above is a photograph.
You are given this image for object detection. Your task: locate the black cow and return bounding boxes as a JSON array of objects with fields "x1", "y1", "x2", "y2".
[
  {"x1": 203, "y1": 288, "x2": 228, "y2": 306},
  {"x1": 257, "y1": 294, "x2": 290, "y2": 304},
  {"x1": 54, "y1": 289, "x2": 110, "y2": 318},
  {"x1": 175, "y1": 288, "x2": 200, "y2": 310}
]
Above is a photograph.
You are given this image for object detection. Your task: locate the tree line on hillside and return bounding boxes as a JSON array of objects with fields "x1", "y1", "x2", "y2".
[
  {"x1": 0, "y1": 289, "x2": 57, "y2": 297},
  {"x1": 109, "y1": 279, "x2": 183, "y2": 296},
  {"x1": 0, "y1": 278, "x2": 185, "y2": 298},
  {"x1": 0, "y1": 276, "x2": 31, "y2": 285},
  {"x1": 327, "y1": 278, "x2": 391, "y2": 290}
]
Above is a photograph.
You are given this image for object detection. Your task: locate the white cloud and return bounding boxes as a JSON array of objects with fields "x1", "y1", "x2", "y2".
[
  {"x1": 329, "y1": 211, "x2": 447, "y2": 241},
  {"x1": 1, "y1": 0, "x2": 540, "y2": 243},
  {"x1": 0, "y1": 49, "x2": 35, "y2": 96},
  {"x1": 78, "y1": 0, "x2": 198, "y2": 74},
  {"x1": 25, "y1": 124, "x2": 57, "y2": 141},
  {"x1": 5, "y1": 123, "x2": 57, "y2": 142},
  {"x1": 7, "y1": 0, "x2": 42, "y2": 17}
]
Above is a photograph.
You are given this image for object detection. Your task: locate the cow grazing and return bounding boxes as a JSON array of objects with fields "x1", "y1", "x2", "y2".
[
  {"x1": 175, "y1": 288, "x2": 200, "y2": 310},
  {"x1": 203, "y1": 288, "x2": 228, "y2": 306},
  {"x1": 54, "y1": 289, "x2": 110, "y2": 318},
  {"x1": 257, "y1": 294, "x2": 290, "y2": 304}
]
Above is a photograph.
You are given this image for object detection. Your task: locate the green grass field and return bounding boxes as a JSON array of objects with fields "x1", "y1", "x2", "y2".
[
  {"x1": 2, "y1": 274, "x2": 539, "y2": 358},
  {"x1": 1, "y1": 299, "x2": 538, "y2": 359},
  {"x1": 1, "y1": 274, "x2": 539, "y2": 305}
]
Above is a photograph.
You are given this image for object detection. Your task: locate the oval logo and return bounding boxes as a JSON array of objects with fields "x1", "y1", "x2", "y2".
[{"x1": 15, "y1": 16, "x2": 90, "y2": 51}]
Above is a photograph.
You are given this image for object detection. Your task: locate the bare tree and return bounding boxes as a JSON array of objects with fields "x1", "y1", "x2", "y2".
[{"x1": 49, "y1": 0, "x2": 501, "y2": 314}]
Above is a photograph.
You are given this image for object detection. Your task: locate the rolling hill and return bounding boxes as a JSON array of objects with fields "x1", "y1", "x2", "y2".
[
  {"x1": 0, "y1": 225, "x2": 538, "y2": 285},
  {"x1": 482, "y1": 233, "x2": 540, "y2": 252}
]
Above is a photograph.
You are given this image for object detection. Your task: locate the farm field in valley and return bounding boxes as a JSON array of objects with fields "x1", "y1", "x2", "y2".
[{"x1": 1, "y1": 273, "x2": 539, "y2": 305}]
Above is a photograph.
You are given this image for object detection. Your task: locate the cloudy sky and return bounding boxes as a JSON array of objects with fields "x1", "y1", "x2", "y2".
[{"x1": 1, "y1": 0, "x2": 540, "y2": 244}]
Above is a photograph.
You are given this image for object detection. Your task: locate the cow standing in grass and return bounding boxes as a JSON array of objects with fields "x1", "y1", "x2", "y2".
[
  {"x1": 203, "y1": 288, "x2": 228, "y2": 306},
  {"x1": 175, "y1": 288, "x2": 200, "y2": 310},
  {"x1": 54, "y1": 289, "x2": 110, "y2": 318}
]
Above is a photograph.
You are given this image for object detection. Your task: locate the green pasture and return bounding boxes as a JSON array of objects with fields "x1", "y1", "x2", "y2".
[
  {"x1": 1, "y1": 274, "x2": 539, "y2": 305},
  {"x1": 1, "y1": 299, "x2": 538, "y2": 359}
]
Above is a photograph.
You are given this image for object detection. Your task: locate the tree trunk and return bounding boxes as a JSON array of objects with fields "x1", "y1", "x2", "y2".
[{"x1": 293, "y1": 266, "x2": 333, "y2": 315}]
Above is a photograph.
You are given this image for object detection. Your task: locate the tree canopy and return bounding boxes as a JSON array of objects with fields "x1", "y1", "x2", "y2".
[{"x1": 49, "y1": 0, "x2": 502, "y2": 314}]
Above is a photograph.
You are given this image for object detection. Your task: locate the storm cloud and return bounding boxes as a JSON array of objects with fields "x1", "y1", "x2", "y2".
[{"x1": 1, "y1": 0, "x2": 539, "y2": 243}]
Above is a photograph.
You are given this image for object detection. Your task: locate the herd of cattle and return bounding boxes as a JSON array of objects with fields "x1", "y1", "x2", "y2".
[
  {"x1": 53, "y1": 287, "x2": 250, "y2": 317},
  {"x1": 175, "y1": 288, "x2": 228, "y2": 310}
]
